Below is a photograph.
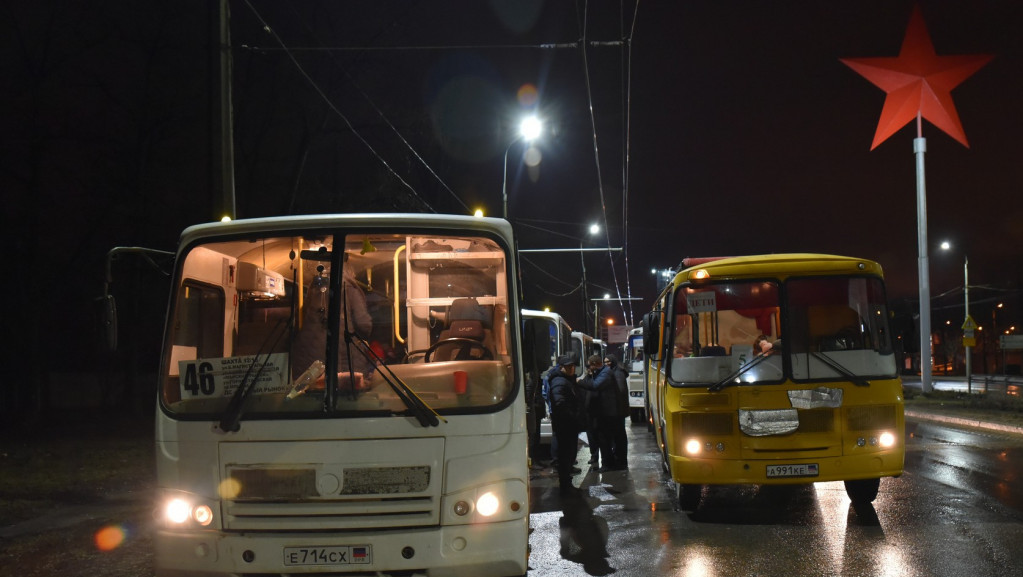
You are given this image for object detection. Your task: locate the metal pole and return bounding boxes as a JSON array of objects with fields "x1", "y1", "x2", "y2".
[
  {"x1": 915, "y1": 135, "x2": 933, "y2": 393},
  {"x1": 502, "y1": 137, "x2": 521, "y2": 220},
  {"x1": 965, "y1": 256, "x2": 972, "y2": 393},
  {"x1": 217, "y1": 0, "x2": 236, "y2": 220}
]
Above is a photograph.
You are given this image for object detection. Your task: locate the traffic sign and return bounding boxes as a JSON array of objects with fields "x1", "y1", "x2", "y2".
[
  {"x1": 961, "y1": 315, "x2": 978, "y2": 331},
  {"x1": 1001, "y1": 334, "x2": 1023, "y2": 350}
]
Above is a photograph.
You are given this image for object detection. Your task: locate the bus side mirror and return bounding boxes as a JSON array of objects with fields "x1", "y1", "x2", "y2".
[
  {"x1": 642, "y1": 311, "x2": 661, "y2": 362},
  {"x1": 97, "y1": 294, "x2": 118, "y2": 352}
]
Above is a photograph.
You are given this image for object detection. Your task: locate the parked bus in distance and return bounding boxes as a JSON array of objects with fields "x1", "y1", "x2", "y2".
[
  {"x1": 643, "y1": 254, "x2": 904, "y2": 510},
  {"x1": 623, "y1": 326, "x2": 647, "y2": 424},
  {"x1": 571, "y1": 331, "x2": 594, "y2": 370},
  {"x1": 149, "y1": 214, "x2": 528, "y2": 576},
  {"x1": 521, "y1": 309, "x2": 574, "y2": 449}
]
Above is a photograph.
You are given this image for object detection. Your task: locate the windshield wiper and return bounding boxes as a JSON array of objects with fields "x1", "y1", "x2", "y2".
[
  {"x1": 810, "y1": 352, "x2": 871, "y2": 387},
  {"x1": 338, "y1": 278, "x2": 441, "y2": 427},
  {"x1": 345, "y1": 329, "x2": 442, "y2": 427},
  {"x1": 708, "y1": 353, "x2": 774, "y2": 392},
  {"x1": 219, "y1": 319, "x2": 289, "y2": 432}
]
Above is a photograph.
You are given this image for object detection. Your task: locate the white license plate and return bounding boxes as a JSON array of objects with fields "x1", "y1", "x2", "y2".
[
  {"x1": 284, "y1": 545, "x2": 371, "y2": 566},
  {"x1": 766, "y1": 463, "x2": 819, "y2": 478}
]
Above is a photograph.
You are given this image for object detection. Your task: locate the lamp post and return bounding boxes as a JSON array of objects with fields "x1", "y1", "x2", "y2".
[
  {"x1": 502, "y1": 116, "x2": 542, "y2": 219},
  {"x1": 941, "y1": 241, "x2": 973, "y2": 392}
]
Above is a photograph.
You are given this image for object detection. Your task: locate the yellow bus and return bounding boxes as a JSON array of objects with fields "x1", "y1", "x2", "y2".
[{"x1": 642, "y1": 254, "x2": 904, "y2": 510}]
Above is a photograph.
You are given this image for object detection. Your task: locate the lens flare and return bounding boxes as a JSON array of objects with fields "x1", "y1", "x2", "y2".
[
  {"x1": 95, "y1": 525, "x2": 126, "y2": 551},
  {"x1": 517, "y1": 84, "x2": 538, "y2": 107}
]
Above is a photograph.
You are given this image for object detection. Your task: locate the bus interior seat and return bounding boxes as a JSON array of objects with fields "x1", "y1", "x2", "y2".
[
  {"x1": 434, "y1": 319, "x2": 493, "y2": 361},
  {"x1": 433, "y1": 297, "x2": 495, "y2": 360}
]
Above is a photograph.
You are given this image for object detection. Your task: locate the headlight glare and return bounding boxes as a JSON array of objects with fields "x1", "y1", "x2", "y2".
[
  {"x1": 476, "y1": 492, "x2": 500, "y2": 517},
  {"x1": 878, "y1": 431, "x2": 896, "y2": 448},
  {"x1": 684, "y1": 438, "x2": 702, "y2": 456},
  {"x1": 166, "y1": 499, "x2": 191, "y2": 524}
]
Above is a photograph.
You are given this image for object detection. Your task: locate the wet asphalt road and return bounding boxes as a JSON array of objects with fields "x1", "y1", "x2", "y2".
[{"x1": 526, "y1": 418, "x2": 1023, "y2": 577}]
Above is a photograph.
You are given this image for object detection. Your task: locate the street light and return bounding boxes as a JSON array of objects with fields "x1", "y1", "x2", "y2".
[
  {"x1": 502, "y1": 116, "x2": 543, "y2": 219},
  {"x1": 941, "y1": 241, "x2": 973, "y2": 392}
]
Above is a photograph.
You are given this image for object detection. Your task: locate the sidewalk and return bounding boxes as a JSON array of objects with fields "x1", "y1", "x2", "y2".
[{"x1": 902, "y1": 374, "x2": 1023, "y2": 436}]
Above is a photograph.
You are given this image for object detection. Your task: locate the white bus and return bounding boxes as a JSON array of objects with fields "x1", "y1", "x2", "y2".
[
  {"x1": 623, "y1": 327, "x2": 647, "y2": 424},
  {"x1": 521, "y1": 309, "x2": 573, "y2": 448},
  {"x1": 150, "y1": 214, "x2": 528, "y2": 577}
]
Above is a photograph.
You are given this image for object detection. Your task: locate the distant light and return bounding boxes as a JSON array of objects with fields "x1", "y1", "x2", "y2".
[
  {"x1": 603, "y1": 293, "x2": 610, "y2": 299},
  {"x1": 607, "y1": 319, "x2": 614, "y2": 325},
  {"x1": 589, "y1": 224, "x2": 600, "y2": 235},
  {"x1": 543, "y1": 307, "x2": 550, "y2": 313},
  {"x1": 519, "y1": 116, "x2": 542, "y2": 141},
  {"x1": 473, "y1": 209, "x2": 484, "y2": 218},
  {"x1": 940, "y1": 241, "x2": 951, "y2": 251},
  {"x1": 220, "y1": 216, "x2": 232, "y2": 222}
]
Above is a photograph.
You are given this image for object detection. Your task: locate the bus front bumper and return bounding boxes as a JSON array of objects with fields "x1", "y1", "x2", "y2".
[
  {"x1": 668, "y1": 451, "x2": 904, "y2": 486},
  {"x1": 154, "y1": 518, "x2": 528, "y2": 577}
]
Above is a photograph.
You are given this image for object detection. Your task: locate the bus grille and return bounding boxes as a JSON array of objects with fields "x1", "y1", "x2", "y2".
[
  {"x1": 795, "y1": 409, "x2": 835, "y2": 433},
  {"x1": 846, "y1": 405, "x2": 897, "y2": 431},
  {"x1": 223, "y1": 466, "x2": 438, "y2": 531},
  {"x1": 677, "y1": 412, "x2": 733, "y2": 435},
  {"x1": 219, "y1": 438, "x2": 443, "y2": 532}
]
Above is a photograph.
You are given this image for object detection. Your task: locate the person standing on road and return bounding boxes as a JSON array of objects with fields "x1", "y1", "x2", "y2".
[
  {"x1": 547, "y1": 352, "x2": 583, "y2": 494},
  {"x1": 604, "y1": 354, "x2": 630, "y2": 470},
  {"x1": 576, "y1": 354, "x2": 617, "y2": 472}
]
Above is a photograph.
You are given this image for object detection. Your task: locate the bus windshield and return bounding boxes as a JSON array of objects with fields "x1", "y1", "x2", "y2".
[
  {"x1": 161, "y1": 230, "x2": 517, "y2": 420},
  {"x1": 667, "y1": 275, "x2": 897, "y2": 386}
]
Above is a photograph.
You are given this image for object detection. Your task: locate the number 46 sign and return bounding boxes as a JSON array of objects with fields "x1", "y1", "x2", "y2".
[{"x1": 179, "y1": 353, "x2": 290, "y2": 398}]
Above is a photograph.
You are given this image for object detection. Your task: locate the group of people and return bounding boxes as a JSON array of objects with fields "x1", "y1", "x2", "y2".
[{"x1": 545, "y1": 351, "x2": 631, "y2": 495}]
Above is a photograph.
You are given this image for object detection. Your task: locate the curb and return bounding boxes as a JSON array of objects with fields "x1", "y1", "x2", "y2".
[{"x1": 904, "y1": 409, "x2": 1023, "y2": 436}]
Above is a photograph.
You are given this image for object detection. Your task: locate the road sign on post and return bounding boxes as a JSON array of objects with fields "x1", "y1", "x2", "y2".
[
  {"x1": 962, "y1": 315, "x2": 978, "y2": 347},
  {"x1": 1001, "y1": 335, "x2": 1023, "y2": 350}
]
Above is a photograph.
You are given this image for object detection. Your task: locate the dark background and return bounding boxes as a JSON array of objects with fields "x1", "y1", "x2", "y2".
[{"x1": 3, "y1": 1, "x2": 1021, "y2": 426}]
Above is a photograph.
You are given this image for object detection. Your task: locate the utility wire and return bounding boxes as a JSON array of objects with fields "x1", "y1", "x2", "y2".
[
  {"x1": 280, "y1": 0, "x2": 470, "y2": 213},
  {"x1": 241, "y1": 0, "x2": 435, "y2": 212},
  {"x1": 619, "y1": 0, "x2": 641, "y2": 326}
]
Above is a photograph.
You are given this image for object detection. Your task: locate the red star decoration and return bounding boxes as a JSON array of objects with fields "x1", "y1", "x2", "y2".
[{"x1": 841, "y1": 5, "x2": 993, "y2": 149}]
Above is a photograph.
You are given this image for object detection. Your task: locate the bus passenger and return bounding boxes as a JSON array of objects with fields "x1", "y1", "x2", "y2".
[{"x1": 547, "y1": 352, "x2": 583, "y2": 496}]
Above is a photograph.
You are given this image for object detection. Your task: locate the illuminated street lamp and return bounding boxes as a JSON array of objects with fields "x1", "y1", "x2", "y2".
[
  {"x1": 941, "y1": 241, "x2": 973, "y2": 391},
  {"x1": 502, "y1": 116, "x2": 543, "y2": 219}
]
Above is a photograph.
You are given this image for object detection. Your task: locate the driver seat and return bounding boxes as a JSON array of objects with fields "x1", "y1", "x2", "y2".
[{"x1": 434, "y1": 319, "x2": 491, "y2": 361}]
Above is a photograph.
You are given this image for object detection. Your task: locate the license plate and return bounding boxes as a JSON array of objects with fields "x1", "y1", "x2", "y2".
[
  {"x1": 766, "y1": 463, "x2": 819, "y2": 478},
  {"x1": 284, "y1": 545, "x2": 371, "y2": 566}
]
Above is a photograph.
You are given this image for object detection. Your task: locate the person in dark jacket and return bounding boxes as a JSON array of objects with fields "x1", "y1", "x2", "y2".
[
  {"x1": 604, "y1": 354, "x2": 630, "y2": 469},
  {"x1": 575, "y1": 354, "x2": 617, "y2": 471},
  {"x1": 547, "y1": 352, "x2": 583, "y2": 494}
]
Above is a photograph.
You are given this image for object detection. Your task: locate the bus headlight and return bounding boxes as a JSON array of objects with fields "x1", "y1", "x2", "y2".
[
  {"x1": 445, "y1": 480, "x2": 527, "y2": 524},
  {"x1": 684, "y1": 438, "x2": 702, "y2": 456},
  {"x1": 166, "y1": 498, "x2": 191, "y2": 524},
  {"x1": 476, "y1": 492, "x2": 500, "y2": 517},
  {"x1": 878, "y1": 431, "x2": 896, "y2": 448},
  {"x1": 160, "y1": 494, "x2": 215, "y2": 528}
]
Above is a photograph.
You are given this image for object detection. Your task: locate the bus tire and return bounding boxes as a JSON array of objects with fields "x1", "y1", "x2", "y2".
[
  {"x1": 844, "y1": 478, "x2": 880, "y2": 503},
  {"x1": 676, "y1": 483, "x2": 702, "y2": 511}
]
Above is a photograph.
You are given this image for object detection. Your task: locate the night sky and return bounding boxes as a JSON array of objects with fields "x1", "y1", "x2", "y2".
[{"x1": 4, "y1": 1, "x2": 1021, "y2": 387}]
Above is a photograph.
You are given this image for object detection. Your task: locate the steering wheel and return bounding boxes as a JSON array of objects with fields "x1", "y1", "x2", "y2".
[{"x1": 424, "y1": 338, "x2": 493, "y2": 363}]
